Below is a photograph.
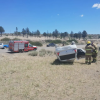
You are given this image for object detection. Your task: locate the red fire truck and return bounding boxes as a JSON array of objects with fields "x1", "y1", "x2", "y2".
[{"x1": 9, "y1": 40, "x2": 37, "y2": 52}]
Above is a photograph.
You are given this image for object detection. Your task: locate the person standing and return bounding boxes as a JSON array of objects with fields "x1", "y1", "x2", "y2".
[
  {"x1": 85, "y1": 41, "x2": 95, "y2": 64},
  {"x1": 91, "y1": 42, "x2": 98, "y2": 63},
  {"x1": 71, "y1": 41, "x2": 75, "y2": 45}
]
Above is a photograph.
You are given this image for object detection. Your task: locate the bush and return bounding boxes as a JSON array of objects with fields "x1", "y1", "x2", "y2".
[
  {"x1": 45, "y1": 40, "x2": 52, "y2": 43},
  {"x1": 45, "y1": 39, "x2": 62, "y2": 44},
  {"x1": 67, "y1": 39, "x2": 78, "y2": 43},
  {"x1": 65, "y1": 42, "x2": 69, "y2": 45},
  {"x1": 46, "y1": 50, "x2": 53, "y2": 56},
  {"x1": 28, "y1": 49, "x2": 54, "y2": 57},
  {"x1": 1, "y1": 37, "x2": 21, "y2": 41},
  {"x1": 28, "y1": 51, "x2": 38, "y2": 56},
  {"x1": 39, "y1": 49, "x2": 46, "y2": 57},
  {"x1": 12, "y1": 38, "x2": 21, "y2": 40},
  {"x1": 1, "y1": 38, "x2": 11, "y2": 41},
  {"x1": 28, "y1": 40, "x2": 43, "y2": 46}
]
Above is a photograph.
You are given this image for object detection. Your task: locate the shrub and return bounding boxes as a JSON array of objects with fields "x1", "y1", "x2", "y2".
[
  {"x1": 46, "y1": 50, "x2": 53, "y2": 55},
  {"x1": 0, "y1": 37, "x2": 21, "y2": 41},
  {"x1": 28, "y1": 40, "x2": 42, "y2": 46},
  {"x1": 1, "y1": 37, "x2": 11, "y2": 41},
  {"x1": 12, "y1": 38, "x2": 21, "y2": 40},
  {"x1": 65, "y1": 42, "x2": 69, "y2": 45},
  {"x1": 45, "y1": 40, "x2": 52, "y2": 43},
  {"x1": 39, "y1": 49, "x2": 47, "y2": 57},
  {"x1": 67, "y1": 39, "x2": 78, "y2": 43},
  {"x1": 39, "y1": 49, "x2": 46, "y2": 57},
  {"x1": 45, "y1": 39, "x2": 62, "y2": 44},
  {"x1": 39, "y1": 52, "x2": 45, "y2": 57},
  {"x1": 28, "y1": 51, "x2": 38, "y2": 56}
]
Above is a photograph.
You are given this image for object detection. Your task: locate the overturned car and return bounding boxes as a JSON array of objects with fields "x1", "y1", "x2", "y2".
[{"x1": 55, "y1": 44, "x2": 86, "y2": 62}]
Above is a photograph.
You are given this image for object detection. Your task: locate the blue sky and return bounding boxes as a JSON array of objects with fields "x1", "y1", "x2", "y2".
[{"x1": 0, "y1": 0, "x2": 100, "y2": 34}]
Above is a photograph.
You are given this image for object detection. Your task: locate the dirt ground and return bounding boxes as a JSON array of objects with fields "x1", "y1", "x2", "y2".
[{"x1": 0, "y1": 51, "x2": 100, "y2": 100}]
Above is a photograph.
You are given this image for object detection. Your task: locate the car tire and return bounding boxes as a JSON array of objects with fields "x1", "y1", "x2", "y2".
[
  {"x1": 4, "y1": 46, "x2": 7, "y2": 49},
  {"x1": 34, "y1": 48, "x2": 37, "y2": 50},
  {"x1": 19, "y1": 49, "x2": 23, "y2": 53}
]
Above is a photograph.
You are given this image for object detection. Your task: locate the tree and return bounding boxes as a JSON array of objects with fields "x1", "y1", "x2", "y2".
[
  {"x1": 60, "y1": 33, "x2": 64, "y2": 39},
  {"x1": 78, "y1": 31, "x2": 82, "y2": 40},
  {"x1": 36, "y1": 30, "x2": 40, "y2": 37},
  {"x1": 43, "y1": 32, "x2": 47, "y2": 37},
  {"x1": 82, "y1": 30, "x2": 87, "y2": 39},
  {"x1": 32, "y1": 31, "x2": 36, "y2": 37},
  {"x1": 0, "y1": 26, "x2": 5, "y2": 36},
  {"x1": 74, "y1": 33, "x2": 78, "y2": 39},
  {"x1": 48, "y1": 33, "x2": 52, "y2": 38},
  {"x1": 60, "y1": 32, "x2": 68, "y2": 39},
  {"x1": 62, "y1": 32, "x2": 68, "y2": 39},
  {"x1": 22, "y1": 28, "x2": 26, "y2": 37},
  {"x1": 64, "y1": 32, "x2": 68, "y2": 37},
  {"x1": 52, "y1": 29, "x2": 59, "y2": 38},
  {"x1": 26, "y1": 27, "x2": 30, "y2": 38},
  {"x1": 16, "y1": 27, "x2": 18, "y2": 36},
  {"x1": 70, "y1": 31, "x2": 74, "y2": 39},
  {"x1": 98, "y1": 35, "x2": 100, "y2": 39}
]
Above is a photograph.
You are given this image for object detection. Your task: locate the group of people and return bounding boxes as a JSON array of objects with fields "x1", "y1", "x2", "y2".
[{"x1": 85, "y1": 41, "x2": 98, "y2": 65}]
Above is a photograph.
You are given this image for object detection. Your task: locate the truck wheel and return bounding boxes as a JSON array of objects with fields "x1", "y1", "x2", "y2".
[
  {"x1": 4, "y1": 47, "x2": 7, "y2": 49},
  {"x1": 21, "y1": 49, "x2": 24, "y2": 53},
  {"x1": 34, "y1": 48, "x2": 37, "y2": 50},
  {"x1": 19, "y1": 49, "x2": 22, "y2": 53}
]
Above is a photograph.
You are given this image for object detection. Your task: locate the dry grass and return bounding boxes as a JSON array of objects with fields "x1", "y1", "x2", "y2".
[
  {"x1": 0, "y1": 35, "x2": 60, "y2": 41},
  {"x1": 0, "y1": 52, "x2": 100, "y2": 100}
]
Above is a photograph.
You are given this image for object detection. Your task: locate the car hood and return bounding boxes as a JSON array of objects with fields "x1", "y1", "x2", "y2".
[{"x1": 33, "y1": 45, "x2": 37, "y2": 47}]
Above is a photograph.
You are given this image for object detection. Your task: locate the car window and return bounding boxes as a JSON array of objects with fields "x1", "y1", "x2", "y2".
[
  {"x1": 77, "y1": 49, "x2": 83, "y2": 52},
  {"x1": 25, "y1": 44, "x2": 28, "y2": 47},
  {"x1": 0, "y1": 43, "x2": 2, "y2": 45},
  {"x1": 29, "y1": 44, "x2": 32, "y2": 47}
]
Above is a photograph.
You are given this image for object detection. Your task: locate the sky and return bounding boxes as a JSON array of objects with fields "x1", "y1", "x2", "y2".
[{"x1": 0, "y1": 0, "x2": 100, "y2": 34}]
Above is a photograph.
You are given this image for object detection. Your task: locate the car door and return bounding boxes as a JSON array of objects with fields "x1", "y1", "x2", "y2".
[
  {"x1": 28, "y1": 44, "x2": 33, "y2": 50},
  {"x1": 51, "y1": 43, "x2": 55, "y2": 47},
  {"x1": 24, "y1": 43, "x2": 28, "y2": 51},
  {"x1": 77, "y1": 49, "x2": 86, "y2": 59},
  {"x1": 0, "y1": 43, "x2": 2, "y2": 48}
]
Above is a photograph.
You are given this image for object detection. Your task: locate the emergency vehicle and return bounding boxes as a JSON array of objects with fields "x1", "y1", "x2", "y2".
[{"x1": 9, "y1": 40, "x2": 37, "y2": 52}]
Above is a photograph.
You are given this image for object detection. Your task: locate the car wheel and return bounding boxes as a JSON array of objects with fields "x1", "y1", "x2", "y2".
[
  {"x1": 34, "y1": 48, "x2": 37, "y2": 50},
  {"x1": 19, "y1": 49, "x2": 23, "y2": 53}
]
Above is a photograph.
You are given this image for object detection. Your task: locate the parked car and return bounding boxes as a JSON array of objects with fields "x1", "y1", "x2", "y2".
[
  {"x1": 47, "y1": 43, "x2": 55, "y2": 47},
  {"x1": 0, "y1": 43, "x2": 9, "y2": 49}
]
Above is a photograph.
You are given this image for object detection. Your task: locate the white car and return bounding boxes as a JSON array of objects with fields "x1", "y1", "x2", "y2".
[
  {"x1": 0, "y1": 43, "x2": 3, "y2": 49},
  {"x1": 55, "y1": 45, "x2": 85, "y2": 62}
]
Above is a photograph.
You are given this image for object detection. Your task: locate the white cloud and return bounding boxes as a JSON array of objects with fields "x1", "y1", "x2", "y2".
[
  {"x1": 80, "y1": 14, "x2": 84, "y2": 17},
  {"x1": 57, "y1": 14, "x2": 59, "y2": 16},
  {"x1": 92, "y1": 3, "x2": 100, "y2": 9}
]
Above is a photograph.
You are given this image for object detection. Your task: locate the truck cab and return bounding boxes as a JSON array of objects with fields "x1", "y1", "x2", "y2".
[
  {"x1": 0, "y1": 43, "x2": 9, "y2": 49},
  {"x1": 0, "y1": 43, "x2": 3, "y2": 49}
]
